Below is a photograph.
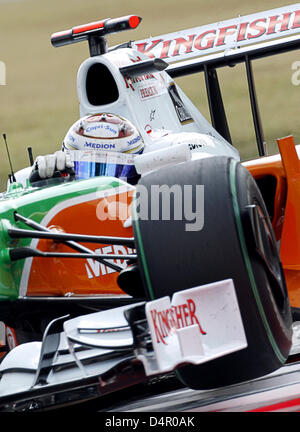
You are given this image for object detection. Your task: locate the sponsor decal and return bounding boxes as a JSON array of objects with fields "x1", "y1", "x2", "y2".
[
  {"x1": 127, "y1": 135, "x2": 141, "y2": 146},
  {"x1": 124, "y1": 73, "x2": 157, "y2": 91},
  {"x1": 144, "y1": 124, "x2": 152, "y2": 135},
  {"x1": 123, "y1": 55, "x2": 157, "y2": 92},
  {"x1": 150, "y1": 109, "x2": 156, "y2": 121},
  {"x1": 84, "y1": 142, "x2": 116, "y2": 150},
  {"x1": 139, "y1": 85, "x2": 159, "y2": 99},
  {"x1": 85, "y1": 124, "x2": 118, "y2": 135},
  {"x1": 123, "y1": 56, "x2": 168, "y2": 101},
  {"x1": 168, "y1": 83, "x2": 194, "y2": 124},
  {"x1": 85, "y1": 245, "x2": 134, "y2": 278},
  {"x1": 132, "y1": 5, "x2": 300, "y2": 63},
  {"x1": 150, "y1": 299, "x2": 206, "y2": 345},
  {"x1": 69, "y1": 134, "x2": 76, "y2": 143},
  {"x1": 189, "y1": 143, "x2": 203, "y2": 150},
  {"x1": 125, "y1": 73, "x2": 168, "y2": 103}
]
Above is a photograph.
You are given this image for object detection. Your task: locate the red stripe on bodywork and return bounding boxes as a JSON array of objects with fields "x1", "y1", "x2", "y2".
[
  {"x1": 73, "y1": 21, "x2": 104, "y2": 34},
  {"x1": 249, "y1": 397, "x2": 300, "y2": 412}
]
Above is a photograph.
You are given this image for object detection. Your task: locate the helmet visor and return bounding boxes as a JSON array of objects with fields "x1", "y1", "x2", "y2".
[{"x1": 69, "y1": 150, "x2": 139, "y2": 182}]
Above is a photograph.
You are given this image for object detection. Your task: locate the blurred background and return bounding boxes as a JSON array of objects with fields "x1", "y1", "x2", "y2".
[{"x1": 0, "y1": 0, "x2": 299, "y2": 190}]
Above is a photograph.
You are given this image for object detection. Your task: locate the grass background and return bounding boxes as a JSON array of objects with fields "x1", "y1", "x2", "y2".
[{"x1": 0, "y1": 0, "x2": 299, "y2": 190}]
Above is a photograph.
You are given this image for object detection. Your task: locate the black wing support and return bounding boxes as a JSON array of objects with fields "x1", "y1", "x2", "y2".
[{"x1": 167, "y1": 34, "x2": 300, "y2": 157}]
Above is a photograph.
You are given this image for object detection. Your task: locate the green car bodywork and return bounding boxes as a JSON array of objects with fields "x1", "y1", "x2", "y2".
[{"x1": 0, "y1": 176, "x2": 125, "y2": 301}]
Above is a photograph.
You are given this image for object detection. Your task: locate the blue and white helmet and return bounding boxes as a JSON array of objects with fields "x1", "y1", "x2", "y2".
[
  {"x1": 63, "y1": 113, "x2": 144, "y2": 154},
  {"x1": 62, "y1": 113, "x2": 144, "y2": 183}
]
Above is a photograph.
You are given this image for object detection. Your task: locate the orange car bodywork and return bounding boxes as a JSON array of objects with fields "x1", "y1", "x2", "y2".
[
  {"x1": 245, "y1": 136, "x2": 300, "y2": 308},
  {"x1": 25, "y1": 136, "x2": 300, "y2": 308},
  {"x1": 26, "y1": 189, "x2": 134, "y2": 297}
]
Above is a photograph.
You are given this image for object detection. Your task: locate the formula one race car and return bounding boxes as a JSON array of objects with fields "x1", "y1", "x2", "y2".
[{"x1": 0, "y1": 4, "x2": 300, "y2": 412}]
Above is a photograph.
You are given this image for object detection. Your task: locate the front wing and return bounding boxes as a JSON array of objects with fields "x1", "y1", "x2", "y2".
[{"x1": 0, "y1": 279, "x2": 246, "y2": 411}]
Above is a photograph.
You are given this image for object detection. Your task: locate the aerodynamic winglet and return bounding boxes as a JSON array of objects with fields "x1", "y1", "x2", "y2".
[{"x1": 51, "y1": 15, "x2": 142, "y2": 56}]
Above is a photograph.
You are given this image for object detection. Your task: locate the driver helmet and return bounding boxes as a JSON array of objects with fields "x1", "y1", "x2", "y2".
[{"x1": 63, "y1": 113, "x2": 144, "y2": 183}]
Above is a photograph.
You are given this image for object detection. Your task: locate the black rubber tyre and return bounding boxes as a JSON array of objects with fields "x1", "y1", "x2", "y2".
[{"x1": 133, "y1": 156, "x2": 292, "y2": 389}]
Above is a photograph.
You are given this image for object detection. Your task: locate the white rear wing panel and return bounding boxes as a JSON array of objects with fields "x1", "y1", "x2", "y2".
[{"x1": 132, "y1": 4, "x2": 300, "y2": 63}]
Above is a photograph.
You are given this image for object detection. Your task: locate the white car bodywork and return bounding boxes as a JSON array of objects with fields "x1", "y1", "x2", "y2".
[
  {"x1": 0, "y1": 280, "x2": 247, "y2": 398},
  {"x1": 3, "y1": 3, "x2": 300, "y2": 410},
  {"x1": 76, "y1": 47, "x2": 239, "y2": 163}
]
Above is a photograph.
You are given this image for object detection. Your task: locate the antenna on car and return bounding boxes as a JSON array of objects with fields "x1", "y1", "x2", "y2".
[
  {"x1": 27, "y1": 147, "x2": 34, "y2": 166},
  {"x1": 51, "y1": 15, "x2": 142, "y2": 57},
  {"x1": 3, "y1": 134, "x2": 16, "y2": 183}
]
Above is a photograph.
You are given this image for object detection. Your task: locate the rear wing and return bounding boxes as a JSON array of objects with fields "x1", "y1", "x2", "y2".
[
  {"x1": 133, "y1": 4, "x2": 300, "y2": 156},
  {"x1": 51, "y1": 5, "x2": 300, "y2": 157}
]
